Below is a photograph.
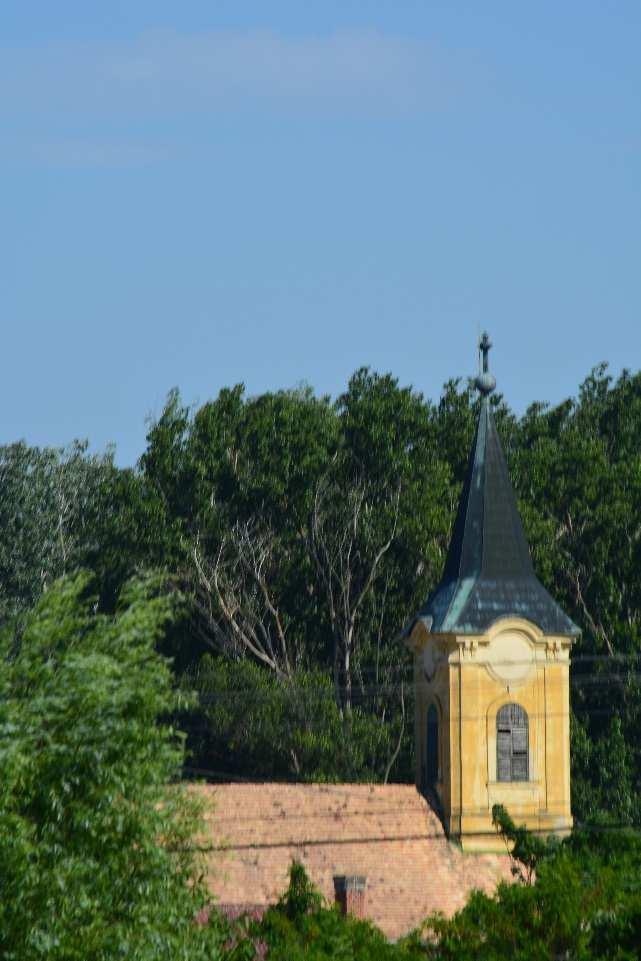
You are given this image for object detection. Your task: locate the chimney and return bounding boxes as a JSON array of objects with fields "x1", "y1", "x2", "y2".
[{"x1": 333, "y1": 875, "x2": 367, "y2": 919}]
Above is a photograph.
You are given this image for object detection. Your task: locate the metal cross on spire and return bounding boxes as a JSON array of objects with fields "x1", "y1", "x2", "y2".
[
  {"x1": 475, "y1": 331, "x2": 496, "y2": 396},
  {"x1": 480, "y1": 331, "x2": 491, "y2": 372}
]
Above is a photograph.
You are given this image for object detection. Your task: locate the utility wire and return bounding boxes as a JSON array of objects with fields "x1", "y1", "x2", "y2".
[{"x1": 175, "y1": 772, "x2": 641, "y2": 840}]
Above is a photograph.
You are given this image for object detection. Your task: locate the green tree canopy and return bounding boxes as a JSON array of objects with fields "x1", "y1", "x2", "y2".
[
  {"x1": 0, "y1": 572, "x2": 223, "y2": 961},
  {"x1": 3, "y1": 365, "x2": 640, "y2": 811}
]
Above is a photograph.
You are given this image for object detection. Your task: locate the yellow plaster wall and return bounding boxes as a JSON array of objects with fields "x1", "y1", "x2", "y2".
[{"x1": 409, "y1": 617, "x2": 573, "y2": 852}]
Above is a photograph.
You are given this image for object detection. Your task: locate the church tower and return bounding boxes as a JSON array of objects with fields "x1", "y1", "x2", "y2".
[{"x1": 404, "y1": 334, "x2": 579, "y2": 851}]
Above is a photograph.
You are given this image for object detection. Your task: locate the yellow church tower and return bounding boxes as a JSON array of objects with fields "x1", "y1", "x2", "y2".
[{"x1": 404, "y1": 334, "x2": 579, "y2": 851}]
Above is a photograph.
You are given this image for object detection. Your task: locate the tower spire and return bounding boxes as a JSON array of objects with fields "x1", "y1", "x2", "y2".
[{"x1": 411, "y1": 331, "x2": 579, "y2": 637}]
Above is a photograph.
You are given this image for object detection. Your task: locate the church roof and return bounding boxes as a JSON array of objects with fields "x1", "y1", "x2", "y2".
[
  {"x1": 415, "y1": 334, "x2": 579, "y2": 637},
  {"x1": 193, "y1": 782, "x2": 511, "y2": 940}
]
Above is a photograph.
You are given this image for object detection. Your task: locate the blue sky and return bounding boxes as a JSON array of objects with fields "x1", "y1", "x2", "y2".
[{"x1": 2, "y1": 1, "x2": 640, "y2": 465}]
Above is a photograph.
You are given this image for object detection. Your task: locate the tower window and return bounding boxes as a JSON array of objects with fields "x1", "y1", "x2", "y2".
[
  {"x1": 426, "y1": 704, "x2": 439, "y2": 786},
  {"x1": 496, "y1": 703, "x2": 528, "y2": 782}
]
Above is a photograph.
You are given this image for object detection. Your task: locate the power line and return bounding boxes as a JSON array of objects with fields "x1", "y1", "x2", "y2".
[
  {"x1": 197, "y1": 652, "x2": 641, "y2": 670},
  {"x1": 175, "y1": 773, "x2": 641, "y2": 839},
  {"x1": 192, "y1": 670, "x2": 641, "y2": 694},
  {"x1": 187, "y1": 676, "x2": 641, "y2": 706},
  {"x1": 178, "y1": 703, "x2": 640, "y2": 728},
  {"x1": 199, "y1": 804, "x2": 435, "y2": 825}
]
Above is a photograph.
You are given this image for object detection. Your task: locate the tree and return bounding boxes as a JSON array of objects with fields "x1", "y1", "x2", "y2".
[
  {"x1": 0, "y1": 441, "x2": 116, "y2": 623},
  {"x1": 166, "y1": 371, "x2": 450, "y2": 783},
  {"x1": 143, "y1": 367, "x2": 633, "y2": 798},
  {"x1": 8, "y1": 365, "x2": 638, "y2": 815},
  {"x1": 308, "y1": 469, "x2": 401, "y2": 716},
  {"x1": 192, "y1": 518, "x2": 301, "y2": 682},
  {"x1": 508, "y1": 366, "x2": 641, "y2": 825},
  {"x1": 0, "y1": 572, "x2": 224, "y2": 961},
  {"x1": 189, "y1": 655, "x2": 402, "y2": 782}
]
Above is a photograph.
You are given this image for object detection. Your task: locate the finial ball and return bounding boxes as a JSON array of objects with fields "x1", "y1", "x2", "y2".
[{"x1": 475, "y1": 371, "x2": 496, "y2": 396}]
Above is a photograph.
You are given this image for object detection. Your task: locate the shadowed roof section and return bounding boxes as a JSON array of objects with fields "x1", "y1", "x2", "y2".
[{"x1": 413, "y1": 335, "x2": 579, "y2": 637}]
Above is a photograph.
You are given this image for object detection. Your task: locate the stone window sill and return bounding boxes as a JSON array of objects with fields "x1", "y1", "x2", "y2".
[{"x1": 488, "y1": 780, "x2": 539, "y2": 788}]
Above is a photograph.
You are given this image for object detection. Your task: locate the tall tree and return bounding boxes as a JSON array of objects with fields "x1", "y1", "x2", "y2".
[{"x1": 0, "y1": 572, "x2": 224, "y2": 961}]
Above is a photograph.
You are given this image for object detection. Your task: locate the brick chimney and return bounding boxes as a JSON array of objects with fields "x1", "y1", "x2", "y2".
[{"x1": 333, "y1": 875, "x2": 367, "y2": 919}]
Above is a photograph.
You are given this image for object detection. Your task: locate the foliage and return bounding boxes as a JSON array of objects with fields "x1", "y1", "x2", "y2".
[
  {"x1": 162, "y1": 373, "x2": 449, "y2": 783},
  {"x1": 251, "y1": 862, "x2": 422, "y2": 961},
  {"x1": 510, "y1": 365, "x2": 641, "y2": 823},
  {"x1": 413, "y1": 819, "x2": 641, "y2": 961},
  {"x1": 2, "y1": 364, "x2": 641, "y2": 957},
  {"x1": 0, "y1": 573, "x2": 224, "y2": 961},
  {"x1": 571, "y1": 715, "x2": 641, "y2": 826},
  {"x1": 0, "y1": 441, "x2": 116, "y2": 621},
  {"x1": 188, "y1": 654, "x2": 406, "y2": 781},
  {"x1": 226, "y1": 841, "x2": 641, "y2": 959},
  {"x1": 491, "y1": 803, "x2": 557, "y2": 883},
  {"x1": 2, "y1": 365, "x2": 641, "y2": 810}
]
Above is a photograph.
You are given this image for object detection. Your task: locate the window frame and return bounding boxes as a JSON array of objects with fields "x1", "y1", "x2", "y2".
[{"x1": 496, "y1": 702, "x2": 529, "y2": 783}]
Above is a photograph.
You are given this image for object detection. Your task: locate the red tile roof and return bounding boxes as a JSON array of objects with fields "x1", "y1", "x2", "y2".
[{"x1": 193, "y1": 783, "x2": 512, "y2": 940}]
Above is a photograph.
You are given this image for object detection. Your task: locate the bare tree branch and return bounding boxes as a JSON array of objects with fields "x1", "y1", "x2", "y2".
[
  {"x1": 565, "y1": 566, "x2": 614, "y2": 657},
  {"x1": 191, "y1": 521, "x2": 298, "y2": 680},
  {"x1": 308, "y1": 473, "x2": 401, "y2": 713}
]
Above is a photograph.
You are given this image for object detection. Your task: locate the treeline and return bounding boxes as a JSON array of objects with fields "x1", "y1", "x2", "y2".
[{"x1": 1, "y1": 364, "x2": 640, "y2": 821}]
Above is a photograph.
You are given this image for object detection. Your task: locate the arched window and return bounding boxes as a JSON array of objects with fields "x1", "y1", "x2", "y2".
[
  {"x1": 426, "y1": 704, "x2": 439, "y2": 786},
  {"x1": 496, "y1": 703, "x2": 528, "y2": 782}
]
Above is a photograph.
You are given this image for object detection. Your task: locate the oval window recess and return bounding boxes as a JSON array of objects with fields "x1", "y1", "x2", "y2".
[{"x1": 486, "y1": 632, "x2": 534, "y2": 684}]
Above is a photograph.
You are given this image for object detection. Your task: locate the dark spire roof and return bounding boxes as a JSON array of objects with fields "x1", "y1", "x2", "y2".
[{"x1": 415, "y1": 333, "x2": 579, "y2": 637}]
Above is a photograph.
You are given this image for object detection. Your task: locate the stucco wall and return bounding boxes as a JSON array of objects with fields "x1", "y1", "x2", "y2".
[{"x1": 411, "y1": 617, "x2": 573, "y2": 851}]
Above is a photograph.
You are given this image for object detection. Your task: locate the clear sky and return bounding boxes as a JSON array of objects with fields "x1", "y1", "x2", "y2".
[{"x1": 2, "y1": 1, "x2": 640, "y2": 465}]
